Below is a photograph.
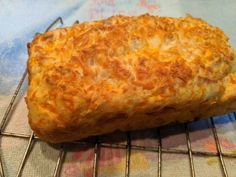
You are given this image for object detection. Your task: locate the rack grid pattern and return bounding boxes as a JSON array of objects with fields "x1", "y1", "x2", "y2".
[{"x1": 0, "y1": 17, "x2": 236, "y2": 177}]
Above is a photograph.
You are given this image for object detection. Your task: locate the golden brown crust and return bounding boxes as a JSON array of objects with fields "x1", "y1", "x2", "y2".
[{"x1": 26, "y1": 14, "x2": 236, "y2": 143}]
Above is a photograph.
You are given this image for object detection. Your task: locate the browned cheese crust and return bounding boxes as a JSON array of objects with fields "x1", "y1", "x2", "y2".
[{"x1": 26, "y1": 14, "x2": 236, "y2": 143}]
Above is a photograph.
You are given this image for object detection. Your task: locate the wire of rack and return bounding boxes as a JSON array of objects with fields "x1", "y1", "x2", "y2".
[{"x1": 0, "y1": 17, "x2": 236, "y2": 177}]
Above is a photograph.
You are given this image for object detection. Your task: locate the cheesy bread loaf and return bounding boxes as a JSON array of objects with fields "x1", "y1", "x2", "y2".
[{"x1": 26, "y1": 14, "x2": 236, "y2": 143}]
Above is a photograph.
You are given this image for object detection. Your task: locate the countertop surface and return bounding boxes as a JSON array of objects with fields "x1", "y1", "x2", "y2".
[{"x1": 0, "y1": 1, "x2": 236, "y2": 177}]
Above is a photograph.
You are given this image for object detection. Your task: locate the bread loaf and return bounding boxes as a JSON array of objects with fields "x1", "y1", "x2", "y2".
[{"x1": 26, "y1": 14, "x2": 236, "y2": 143}]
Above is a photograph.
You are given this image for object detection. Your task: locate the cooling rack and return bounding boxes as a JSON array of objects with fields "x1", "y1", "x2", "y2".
[{"x1": 0, "y1": 17, "x2": 236, "y2": 177}]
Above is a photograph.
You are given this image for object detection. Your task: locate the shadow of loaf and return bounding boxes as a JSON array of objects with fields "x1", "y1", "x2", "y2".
[{"x1": 26, "y1": 14, "x2": 236, "y2": 143}]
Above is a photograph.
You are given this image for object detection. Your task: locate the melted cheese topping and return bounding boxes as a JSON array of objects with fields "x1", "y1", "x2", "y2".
[{"x1": 26, "y1": 14, "x2": 236, "y2": 142}]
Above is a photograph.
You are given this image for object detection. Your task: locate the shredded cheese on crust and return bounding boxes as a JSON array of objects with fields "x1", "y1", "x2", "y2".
[{"x1": 26, "y1": 14, "x2": 236, "y2": 143}]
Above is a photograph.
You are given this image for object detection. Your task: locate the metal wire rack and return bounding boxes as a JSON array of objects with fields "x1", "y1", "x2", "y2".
[{"x1": 0, "y1": 17, "x2": 236, "y2": 177}]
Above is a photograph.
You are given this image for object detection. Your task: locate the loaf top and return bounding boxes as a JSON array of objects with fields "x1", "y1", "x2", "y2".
[{"x1": 27, "y1": 14, "x2": 236, "y2": 131}]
